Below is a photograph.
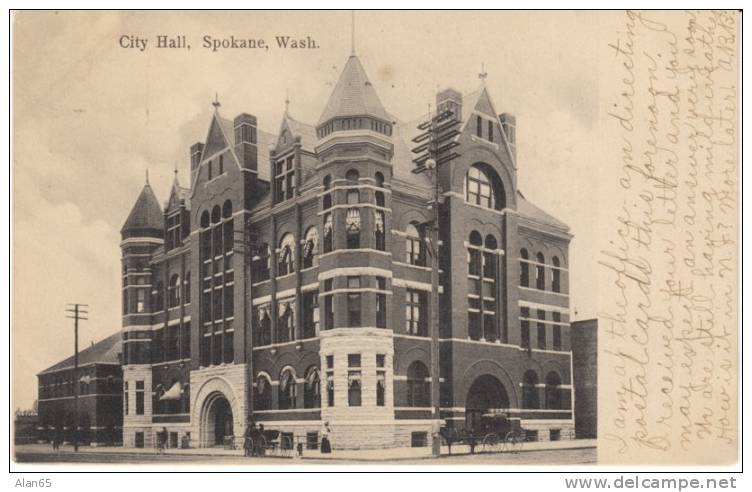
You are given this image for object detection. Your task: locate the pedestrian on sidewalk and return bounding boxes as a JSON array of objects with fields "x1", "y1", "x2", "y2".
[
  {"x1": 156, "y1": 427, "x2": 167, "y2": 454},
  {"x1": 244, "y1": 421, "x2": 257, "y2": 457},
  {"x1": 320, "y1": 421, "x2": 332, "y2": 454}
]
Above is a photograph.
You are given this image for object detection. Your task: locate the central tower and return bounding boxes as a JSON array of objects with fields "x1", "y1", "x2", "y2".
[{"x1": 314, "y1": 53, "x2": 397, "y2": 447}]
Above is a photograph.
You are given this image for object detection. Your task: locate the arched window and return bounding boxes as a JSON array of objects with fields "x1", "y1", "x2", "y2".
[
  {"x1": 277, "y1": 300, "x2": 295, "y2": 343},
  {"x1": 545, "y1": 372, "x2": 563, "y2": 410},
  {"x1": 168, "y1": 274, "x2": 181, "y2": 308},
  {"x1": 200, "y1": 211, "x2": 210, "y2": 229},
  {"x1": 278, "y1": 233, "x2": 295, "y2": 276},
  {"x1": 254, "y1": 374, "x2": 272, "y2": 410},
  {"x1": 536, "y1": 252, "x2": 545, "y2": 290},
  {"x1": 346, "y1": 208, "x2": 361, "y2": 249},
  {"x1": 211, "y1": 205, "x2": 221, "y2": 224},
  {"x1": 279, "y1": 367, "x2": 297, "y2": 410},
  {"x1": 323, "y1": 175, "x2": 331, "y2": 190},
  {"x1": 302, "y1": 227, "x2": 319, "y2": 269},
  {"x1": 406, "y1": 224, "x2": 424, "y2": 266},
  {"x1": 375, "y1": 171, "x2": 385, "y2": 188},
  {"x1": 323, "y1": 213, "x2": 333, "y2": 253},
  {"x1": 552, "y1": 256, "x2": 561, "y2": 293},
  {"x1": 406, "y1": 361, "x2": 430, "y2": 407},
  {"x1": 345, "y1": 169, "x2": 359, "y2": 182},
  {"x1": 303, "y1": 366, "x2": 321, "y2": 409},
  {"x1": 465, "y1": 164, "x2": 505, "y2": 210},
  {"x1": 251, "y1": 244, "x2": 271, "y2": 282},
  {"x1": 375, "y1": 191, "x2": 385, "y2": 207},
  {"x1": 522, "y1": 370, "x2": 540, "y2": 409},
  {"x1": 222, "y1": 199, "x2": 232, "y2": 219},
  {"x1": 467, "y1": 231, "x2": 483, "y2": 276},
  {"x1": 520, "y1": 248, "x2": 530, "y2": 287},
  {"x1": 256, "y1": 305, "x2": 272, "y2": 346}
]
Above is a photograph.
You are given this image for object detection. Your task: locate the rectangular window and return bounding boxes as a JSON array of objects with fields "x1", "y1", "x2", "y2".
[
  {"x1": 553, "y1": 312, "x2": 562, "y2": 350},
  {"x1": 488, "y1": 120, "x2": 494, "y2": 142},
  {"x1": 326, "y1": 355, "x2": 334, "y2": 407},
  {"x1": 406, "y1": 289, "x2": 426, "y2": 336},
  {"x1": 135, "y1": 432, "x2": 144, "y2": 449},
  {"x1": 521, "y1": 307, "x2": 531, "y2": 349},
  {"x1": 274, "y1": 155, "x2": 295, "y2": 203},
  {"x1": 124, "y1": 382, "x2": 129, "y2": 416},
  {"x1": 537, "y1": 309, "x2": 546, "y2": 350},
  {"x1": 324, "y1": 280, "x2": 334, "y2": 330},
  {"x1": 302, "y1": 291, "x2": 320, "y2": 338},
  {"x1": 376, "y1": 353, "x2": 386, "y2": 407},
  {"x1": 347, "y1": 277, "x2": 361, "y2": 327},
  {"x1": 476, "y1": 115, "x2": 483, "y2": 138},
  {"x1": 348, "y1": 354, "x2": 361, "y2": 407},
  {"x1": 135, "y1": 381, "x2": 145, "y2": 415},
  {"x1": 376, "y1": 277, "x2": 387, "y2": 328}
]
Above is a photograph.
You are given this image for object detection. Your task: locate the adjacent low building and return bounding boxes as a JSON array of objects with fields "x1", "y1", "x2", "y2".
[
  {"x1": 571, "y1": 319, "x2": 597, "y2": 439},
  {"x1": 36, "y1": 332, "x2": 123, "y2": 446}
]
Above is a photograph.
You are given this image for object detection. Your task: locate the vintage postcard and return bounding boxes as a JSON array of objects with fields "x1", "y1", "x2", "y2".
[{"x1": 10, "y1": 9, "x2": 740, "y2": 471}]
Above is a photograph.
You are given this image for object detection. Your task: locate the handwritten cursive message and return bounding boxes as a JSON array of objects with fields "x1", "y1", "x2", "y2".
[{"x1": 600, "y1": 10, "x2": 737, "y2": 464}]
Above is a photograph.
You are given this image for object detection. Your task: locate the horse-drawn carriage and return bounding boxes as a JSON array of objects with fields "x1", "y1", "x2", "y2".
[
  {"x1": 440, "y1": 413, "x2": 525, "y2": 454},
  {"x1": 242, "y1": 428, "x2": 295, "y2": 457}
]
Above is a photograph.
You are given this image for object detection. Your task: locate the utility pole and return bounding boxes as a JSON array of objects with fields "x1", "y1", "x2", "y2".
[
  {"x1": 234, "y1": 225, "x2": 263, "y2": 426},
  {"x1": 411, "y1": 107, "x2": 461, "y2": 457},
  {"x1": 65, "y1": 303, "x2": 88, "y2": 452}
]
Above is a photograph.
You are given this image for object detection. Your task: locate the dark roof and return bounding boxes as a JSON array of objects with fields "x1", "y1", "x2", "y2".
[
  {"x1": 121, "y1": 182, "x2": 163, "y2": 233},
  {"x1": 318, "y1": 54, "x2": 391, "y2": 126},
  {"x1": 516, "y1": 191, "x2": 570, "y2": 231},
  {"x1": 284, "y1": 113, "x2": 317, "y2": 151},
  {"x1": 38, "y1": 332, "x2": 121, "y2": 375}
]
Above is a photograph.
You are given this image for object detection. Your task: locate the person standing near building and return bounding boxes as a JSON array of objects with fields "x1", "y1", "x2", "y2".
[{"x1": 320, "y1": 421, "x2": 332, "y2": 454}]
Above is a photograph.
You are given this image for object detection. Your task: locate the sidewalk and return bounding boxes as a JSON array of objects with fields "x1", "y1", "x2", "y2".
[
  {"x1": 17, "y1": 438, "x2": 596, "y2": 462},
  {"x1": 300, "y1": 438, "x2": 597, "y2": 462}
]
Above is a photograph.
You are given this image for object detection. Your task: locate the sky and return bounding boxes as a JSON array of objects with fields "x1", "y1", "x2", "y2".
[{"x1": 11, "y1": 10, "x2": 601, "y2": 410}]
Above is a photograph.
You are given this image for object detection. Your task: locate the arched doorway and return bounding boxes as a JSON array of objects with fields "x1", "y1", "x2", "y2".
[
  {"x1": 465, "y1": 375, "x2": 510, "y2": 432},
  {"x1": 201, "y1": 392, "x2": 234, "y2": 447}
]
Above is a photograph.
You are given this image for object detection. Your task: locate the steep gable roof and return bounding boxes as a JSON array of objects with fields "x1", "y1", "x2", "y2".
[
  {"x1": 38, "y1": 332, "x2": 122, "y2": 375},
  {"x1": 318, "y1": 54, "x2": 391, "y2": 125},
  {"x1": 516, "y1": 190, "x2": 570, "y2": 232},
  {"x1": 121, "y1": 182, "x2": 163, "y2": 233}
]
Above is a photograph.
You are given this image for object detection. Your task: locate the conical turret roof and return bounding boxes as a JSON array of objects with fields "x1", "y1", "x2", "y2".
[
  {"x1": 121, "y1": 180, "x2": 163, "y2": 236},
  {"x1": 318, "y1": 54, "x2": 391, "y2": 126}
]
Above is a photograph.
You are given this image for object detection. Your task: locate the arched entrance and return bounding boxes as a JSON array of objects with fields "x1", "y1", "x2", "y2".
[
  {"x1": 201, "y1": 392, "x2": 234, "y2": 447},
  {"x1": 465, "y1": 375, "x2": 510, "y2": 431}
]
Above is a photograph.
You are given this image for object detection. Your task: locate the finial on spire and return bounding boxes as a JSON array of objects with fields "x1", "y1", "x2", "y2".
[
  {"x1": 478, "y1": 62, "x2": 488, "y2": 81},
  {"x1": 145, "y1": 168, "x2": 150, "y2": 185},
  {"x1": 212, "y1": 92, "x2": 221, "y2": 110},
  {"x1": 284, "y1": 89, "x2": 290, "y2": 115},
  {"x1": 174, "y1": 161, "x2": 178, "y2": 178},
  {"x1": 350, "y1": 10, "x2": 356, "y2": 55}
]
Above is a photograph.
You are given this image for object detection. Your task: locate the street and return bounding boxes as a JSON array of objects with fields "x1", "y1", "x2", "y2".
[{"x1": 14, "y1": 445, "x2": 596, "y2": 466}]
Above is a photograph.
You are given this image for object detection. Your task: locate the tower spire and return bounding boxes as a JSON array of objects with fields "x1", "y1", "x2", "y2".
[
  {"x1": 350, "y1": 10, "x2": 355, "y2": 55},
  {"x1": 478, "y1": 62, "x2": 488, "y2": 82}
]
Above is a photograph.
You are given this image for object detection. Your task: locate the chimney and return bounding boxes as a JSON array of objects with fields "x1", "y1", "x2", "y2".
[
  {"x1": 190, "y1": 142, "x2": 204, "y2": 184},
  {"x1": 499, "y1": 113, "x2": 516, "y2": 161},
  {"x1": 233, "y1": 113, "x2": 258, "y2": 172},
  {"x1": 436, "y1": 88, "x2": 462, "y2": 121}
]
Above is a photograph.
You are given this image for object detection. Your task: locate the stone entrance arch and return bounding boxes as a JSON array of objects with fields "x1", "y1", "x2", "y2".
[
  {"x1": 465, "y1": 374, "x2": 510, "y2": 431},
  {"x1": 192, "y1": 376, "x2": 241, "y2": 448}
]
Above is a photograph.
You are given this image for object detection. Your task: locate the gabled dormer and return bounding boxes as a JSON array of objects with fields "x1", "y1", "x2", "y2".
[
  {"x1": 164, "y1": 172, "x2": 190, "y2": 252},
  {"x1": 442, "y1": 83, "x2": 518, "y2": 212},
  {"x1": 271, "y1": 108, "x2": 318, "y2": 204}
]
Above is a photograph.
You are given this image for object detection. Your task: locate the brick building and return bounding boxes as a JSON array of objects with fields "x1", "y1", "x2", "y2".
[
  {"x1": 571, "y1": 319, "x2": 597, "y2": 439},
  {"x1": 36, "y1": 332, "x2": 123, "y2": 446},
  {"x1": 120, "y1": 50, "x2": 575, "y2": 450}
]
